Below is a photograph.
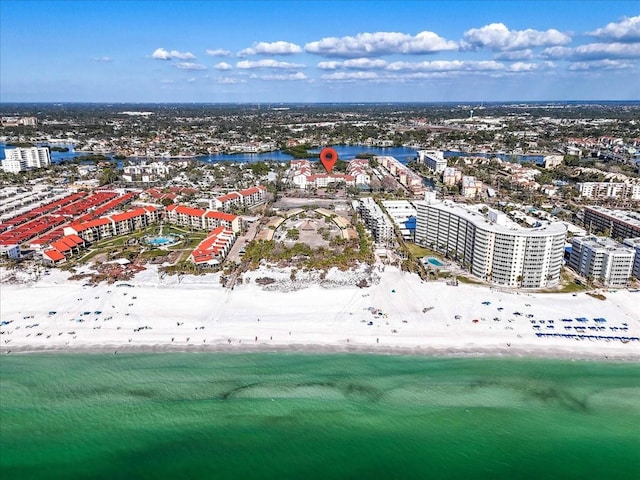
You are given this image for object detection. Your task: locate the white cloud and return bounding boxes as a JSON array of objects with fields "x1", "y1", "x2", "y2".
[
  {"x1": 187, "y1": 78, "x2": 196, "y2": 83},
  {"x1": 385, "y1": 60, "x2": 505, "y2": 72},
  {"x1": 542, "y1": 42, "x2": 640, "y2": 60},
  {"x1": 206, "y1": 48, "x2": 232, "y2": 57},
  {"x1": 343, "y1": 58, "x2": 388, "y2": 69},
  {"x1": 317, "y1": 61, "x2": 342, "y2": 70},
  {"x1": 540, "y1": 46, "x2": 573, "y2": 59},
  {"x1": 568, "y1": 59, "x2": 635, "y2": 71},
  {"x1": 92, "y1": 56, "x2": 113, "y2": 63},
  {"x1": 305, "y1": 31, "x2": 457, "y2": 57},
  {"x1": 236, "y1": 59, "x2": 305, "y2": 69},
  {"x1": 217, "y1": 77, "x2": 246, "y2": 84},
  {"x1": 238, "y1": 41, "x2": 303, "y2": 56},
  {"x1": 589, "y1": 16, "x2": 640, "y2": 42},
  {"x1": 463, "y1": 23, "x2": 570, "y2": 51},
  {"x1": 321, "y1": 71, "x2": 380, "y2": 81},
  {"x1": 317, "y1": 58, "x2": 388, "y2": 70},
  {"x1": 175, "y1": 62, "x2": 207, "y2": 70},
  {"x1": 508, "y1": 62, "x2": 539, "y2": 72},
  {"x1": 151, "y1": 48, "x2": 196, "y2": 60},
  {"x1": 258, "y1": 72, "x2": 308, "y2": 81},
  {"x1": 214, "y1": 62, "x2": 233, "y2": 70},
  {"x1": 494, "y1": 49, "x2": 534, "y2": 61}
]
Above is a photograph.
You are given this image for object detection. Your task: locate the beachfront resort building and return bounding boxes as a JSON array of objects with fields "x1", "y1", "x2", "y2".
[
  {"x1": 189, "y1": 226, "x2": 236, "y2": 267},
  {"x1": 1, "y1": 147, "x2": 51, "y2": 173},
  {"x1": 357, "y1": 197, "x2": 394, "y2": 243},
  {"x1": 622, "y1": 238, "x2": 640, "y2": 280},
  {"x1": 568, "y1": 236, "x2": 635, "y2": 287},
  {"x1": 417, "y1": 150, "x2": 447, "y2": 173},
  {"x1": 415, "y1": 200, "x2": 566, "y2": 288},
  {"x1": 165, "y1": 204, "x2": 241, "y2": 233},
  {"x1": 583, "y1": 206, "x2": 640, "y2": 239},
  {"x1": 0, "y1": 244, "x2": 21, "y2": 260},
  {"x1": 64, "y1": 206, "x2": 160, "y2": 243}
]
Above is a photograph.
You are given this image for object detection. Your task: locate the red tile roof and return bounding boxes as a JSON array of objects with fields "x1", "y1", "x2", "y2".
[
  {"x1": 43, "y1": 249, "x2": 65, "y2": 262},
  {"x1": 204, "y1": 211, "x2": 237, "y2": 222}
]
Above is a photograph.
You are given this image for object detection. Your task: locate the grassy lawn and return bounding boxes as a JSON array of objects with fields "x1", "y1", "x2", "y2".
[
  {"x1": 456, "y1": 274, "x2": 484, "y2": 285},
  {"x1": 552, "y1": 281, "x2": 588, "y2": 294},
  {"x1": 139, "y1": 249, "x2": 167, "y2": 259},
  {"x1": 538, "y1": 270, "x2": 589, "y2": 293},
  {"x1": 405, "y1": 242, "x2": 439, "y2": 259}
]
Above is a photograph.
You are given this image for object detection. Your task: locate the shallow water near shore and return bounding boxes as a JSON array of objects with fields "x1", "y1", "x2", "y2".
[{"x1": 1, "y1": 353, "x2": 639, "y2": 479}]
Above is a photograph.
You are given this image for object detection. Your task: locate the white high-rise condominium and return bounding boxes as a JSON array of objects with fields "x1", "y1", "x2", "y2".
[
  {"x1": 415, "y1": 200, "x2": 567, "y2": 288},
  {"x1": 1, "y1": 147, "x2": 51, "y2": 173}
]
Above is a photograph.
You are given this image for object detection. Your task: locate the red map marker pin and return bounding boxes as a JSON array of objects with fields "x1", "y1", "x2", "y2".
[{"x1": 319, "y1": 147, "x2": 338, "y2": 173}]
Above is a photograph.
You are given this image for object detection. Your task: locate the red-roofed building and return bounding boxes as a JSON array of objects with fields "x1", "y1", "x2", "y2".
[
  {"x1": 212, "y1": 192, "x2": 243, "y2": 211},
  {"x1": 212, "y1": 185, "x2": 266, "y2": 211},
  {"x1": 165, "y1": 204, "x2": 241, "y2": 232},
  {"x1": 238, "y1": 185, "x2": 267, "y2": 207},
  {"x1": 42, "y1": 248, "x2": 66, "y2": 265},
  {"x1": 64, "y1": 206, "x2": 159, "y2": 242},
  {"x1": 189, "y1": 226, "x2": 236, "y2": 267}
]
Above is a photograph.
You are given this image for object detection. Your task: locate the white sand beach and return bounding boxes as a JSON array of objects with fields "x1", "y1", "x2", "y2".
[{"x1": 1, "y1": 264, "x2": 639, "y2": 359}]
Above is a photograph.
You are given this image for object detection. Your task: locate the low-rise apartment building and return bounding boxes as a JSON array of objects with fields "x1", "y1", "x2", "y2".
[
  {"x1": 577, "y1": 182, "x2": 640, "y2": 201},
  {"x1": 583, "y1": 206, "x2": 640, "y2": 239},
  {"x1": 568, "y1": 236, "x2": 635, "y2": 286},
  {"x1": 165, "y1": 204, "x2": 241, "y2": 233}
]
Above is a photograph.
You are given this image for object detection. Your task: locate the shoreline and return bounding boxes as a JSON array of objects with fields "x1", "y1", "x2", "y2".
[
  {"x1": 2, "y1": 264, "x2": 639, "y2": 362},
  {"x1": 3, "y1": 342, "x2": 639, "y2": 362}
]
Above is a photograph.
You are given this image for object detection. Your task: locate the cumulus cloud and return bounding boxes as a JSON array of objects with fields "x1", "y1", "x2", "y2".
[
  {"x1": 494, "y1": 49, "x2": 534, "y2": 61},
  {"x1": 238, "y1": 41, "x2": 303, "y2": 56},
  {"x1": 321, "y1": 71, "x2": 380, "y2": 81},
  {"x1": 589, "y1": 15, "x2": 640, "y2": 42},
  {"x1": 542, "y1": 42, "x2": 640, "y2": 60},
  {"x1": 463, "y1": 23, "x2": 570, "y2": 51},
  {"x1": 305, "y1": 31, "x2": 457, "y2": 57},
  {"x1": 175, "y1": 62, "x2": 207, "y2": 70},
  {"x1": 151, "y1": 48, "x2": 196, "y2": 60},
  {"x1": 508, "y1": 62, "x2": 540, "y2": 72},
  {"x1": 217, "y1": 77, "x2": 246, "y2": 84},
  {"x1": 258, "y1": 72, "x2": 308, "y2": 81},
  {"x1": 236, "y1": 59, "x2": 305, "y2": 69},
  {"x1": 317, "y1": 61, "x2": 342, "y2": 70},
  {"x1": 568, "y1": 59, "x2": 635, "y2": 71},
  {"x1": 206, "y1": 48, "x2": 232, "y2": 57},
  {"x1": 385, "y1": 60, "x2": 505, "y2": 72},
  {"x1": 214, "y1": 62, "x2": 233, "y2": 70},
  {"x1": 317, "y1": 58, "x2": 388, "y2": 70}
]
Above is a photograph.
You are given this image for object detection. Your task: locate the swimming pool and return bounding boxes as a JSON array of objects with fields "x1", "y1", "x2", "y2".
[
  {"x1": 427, "y1": 257, "x2": 444, "y2": 267},
  {"x1": 144, "y1": 235, "x2": 179, "y2": 247}
]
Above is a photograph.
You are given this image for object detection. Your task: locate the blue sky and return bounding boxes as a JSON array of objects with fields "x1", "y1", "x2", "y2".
[{"x1": 1, "y1": 1, "x2": 639, "y2": 102}]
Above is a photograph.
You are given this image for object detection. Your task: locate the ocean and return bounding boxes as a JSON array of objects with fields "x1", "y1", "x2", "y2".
[{"x1": 1, "y1": 353, "x2": 638, "y2": 480}]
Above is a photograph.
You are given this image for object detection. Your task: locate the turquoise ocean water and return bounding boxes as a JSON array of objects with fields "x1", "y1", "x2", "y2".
[{"x1": 1, "y1": 353, "x2": 639, "y2": 480}]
